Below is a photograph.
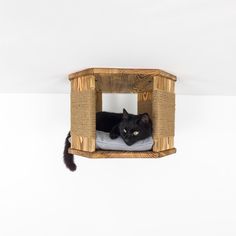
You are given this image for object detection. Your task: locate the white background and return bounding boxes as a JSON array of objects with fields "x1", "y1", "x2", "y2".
[
  {"x1": 1, "y1": 0, "x2": 236, "y2": 234},
  {"x1": 0, "y1": 94, "x2": 236, "y2": 236},
  {"x1": 0, "y1": 0, "x2": 236, "y2": 95}
]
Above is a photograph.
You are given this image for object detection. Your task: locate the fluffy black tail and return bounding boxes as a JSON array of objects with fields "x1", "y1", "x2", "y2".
[{"x1": 63, "y1": 132, "x2": 77, "y2": 171}]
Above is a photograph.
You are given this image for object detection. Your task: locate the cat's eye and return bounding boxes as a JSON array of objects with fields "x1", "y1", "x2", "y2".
[
  {"x1": 123, "y1": 128, "x2": 127, "y2": 133},
  {"x1": 133, "y1": 131, "x2": 139, "y2": 136}
]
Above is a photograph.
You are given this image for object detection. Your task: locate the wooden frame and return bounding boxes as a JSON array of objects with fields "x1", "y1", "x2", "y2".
[{"x1": 68, "y1": 68, "x2": 176, "y2": 158}]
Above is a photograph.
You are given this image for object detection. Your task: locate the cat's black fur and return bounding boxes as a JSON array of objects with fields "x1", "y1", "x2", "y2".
[{"x1": 63, "y1": 109, "x2": 152, "y2": 171}]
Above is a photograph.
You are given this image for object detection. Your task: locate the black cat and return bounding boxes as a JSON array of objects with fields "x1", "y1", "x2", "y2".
[{"x1": 63, "y1": 109, "x2": 152, "y2": 171}]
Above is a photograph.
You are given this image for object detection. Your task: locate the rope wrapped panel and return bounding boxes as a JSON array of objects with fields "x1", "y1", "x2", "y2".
[
  {"x1": 152, "y1": 76, "x2": 175, "y2": 152},
  {"x1": 71, "y1": 75, "x2": 96, "y2": 152}
]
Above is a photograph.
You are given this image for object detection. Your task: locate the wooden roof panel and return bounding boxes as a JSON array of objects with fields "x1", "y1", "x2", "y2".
[{"x1": 69, "y1": 67, "x2": 176, "y2": 81}]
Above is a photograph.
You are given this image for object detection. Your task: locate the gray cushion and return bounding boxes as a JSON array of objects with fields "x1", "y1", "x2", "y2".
[{"x1": 96, "y1": 131, "x2": 153, "y2": 151}]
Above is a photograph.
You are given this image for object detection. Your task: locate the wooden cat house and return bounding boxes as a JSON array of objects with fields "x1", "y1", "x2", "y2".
[{"x1": 68, "y1": 68, "x2": 176, "y2": 158}]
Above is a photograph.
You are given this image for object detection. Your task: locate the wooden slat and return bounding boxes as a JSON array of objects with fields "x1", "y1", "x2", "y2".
[
  {"x1": 69, "y1": 68, "x2": 176, "y2": 81},
  {"x1": 95, "y1": 74, "x2": 153, "y2": 93},
  {"x1": 138, "y1": 91, "x2": 152, "y2": 118},
  {"x1": 153, "y1": 76, "x2": 175, "y2": 92},
  {"x1": 71, "y1": 134, "x2": 96, "y2": 152},
  {"x1": 96, "y1": 92, "x2": 103, "y2": 112},
  {"x1": 153, "y1": 137, "x2": 174, "y2": 152},
  {"x1": 68, "y1": 148, "x2": 176, "y2": 158}
]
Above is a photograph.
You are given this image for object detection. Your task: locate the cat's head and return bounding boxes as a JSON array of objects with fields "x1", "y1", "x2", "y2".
[{"x1": 119, "y1": 109, "x2": 152, "y2": 146}]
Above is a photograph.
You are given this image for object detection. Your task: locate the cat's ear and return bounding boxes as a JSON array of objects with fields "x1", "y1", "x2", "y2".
[
  {"x1": 122, "y1": 108, "x2": 129, "y2": 120},
  {"x1": 138, "y1": 113, "x2": 150, "y2": 124}
]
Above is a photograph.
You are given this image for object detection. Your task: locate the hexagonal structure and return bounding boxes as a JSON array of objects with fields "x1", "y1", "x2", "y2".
[{"x1": 68, "y1": 68, "x2": 176, "y2": 158}]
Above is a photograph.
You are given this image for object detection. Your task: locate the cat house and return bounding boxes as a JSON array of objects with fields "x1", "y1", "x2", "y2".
[{"x1": 68, "y1": 68, "x2": 176, "y2": 158}]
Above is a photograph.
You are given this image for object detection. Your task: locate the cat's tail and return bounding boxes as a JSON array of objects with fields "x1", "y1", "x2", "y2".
[{"x1": 63, "y1": 132, "x2": 77, "y2": 171}]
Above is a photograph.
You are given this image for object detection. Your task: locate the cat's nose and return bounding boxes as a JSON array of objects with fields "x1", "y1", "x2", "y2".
[
  {"x1": 124, "y1": 138, "x2": 132, "y2": 146},
  {"x1": 125, "y1": 141, "x2": 132, "y2": 146}
]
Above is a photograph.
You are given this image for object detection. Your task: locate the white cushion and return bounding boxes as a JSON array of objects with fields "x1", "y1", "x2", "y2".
[{"x1": 95, "y1": 131, "x2": 153, "y2": 151}]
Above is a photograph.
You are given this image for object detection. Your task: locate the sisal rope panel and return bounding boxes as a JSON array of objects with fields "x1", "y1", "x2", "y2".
[
  {"x1": 152, "y1": 76, "x2": 175, "y2": 152},
  {"x1": 152, "y1": 90, "x2": 175, "y2": 137},
  {"x1": 71, "y1": 76, "x2": 96, "y2": 152}
]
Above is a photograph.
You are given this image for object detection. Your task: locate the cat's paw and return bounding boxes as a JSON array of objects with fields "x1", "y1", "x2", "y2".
[{"x1": 110, "y1": 132, "x2": 119, "y2": 139}]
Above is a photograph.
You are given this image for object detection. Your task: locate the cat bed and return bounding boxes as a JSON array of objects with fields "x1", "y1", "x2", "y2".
[
  {"x1": 68, "y1": 68, "x2": 177, "y2": 159},
  {"x1": 69, "y1": 131, "x2": 154, "y2": 151},
  {"x1": 96, "y1": 131, "x2": 154, "y2": 151}
]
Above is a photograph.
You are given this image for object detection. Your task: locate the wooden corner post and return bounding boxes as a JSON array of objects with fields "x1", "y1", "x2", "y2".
[
  {"x1": 137, "y1": 91, "x2": 152, "y2": 118},
  {"x1": 70, "y1": 75, "x2": 96, "y2": 152},
  {"x1": 152, "y1": 76, "x2": 175, "y2": 152}
]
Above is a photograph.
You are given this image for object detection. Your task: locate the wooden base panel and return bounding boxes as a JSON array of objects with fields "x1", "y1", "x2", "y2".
[{"x1": 68, "y1": 148, "x2": 176, "y2": 158}]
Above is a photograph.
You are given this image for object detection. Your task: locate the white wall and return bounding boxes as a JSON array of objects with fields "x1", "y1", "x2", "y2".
[
  {"x1": 0, "y1": 94, "x2": 236, "y2": 236},
  {"x1": 1, "y1": 0, "x2": 236, "y2": 95}
]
